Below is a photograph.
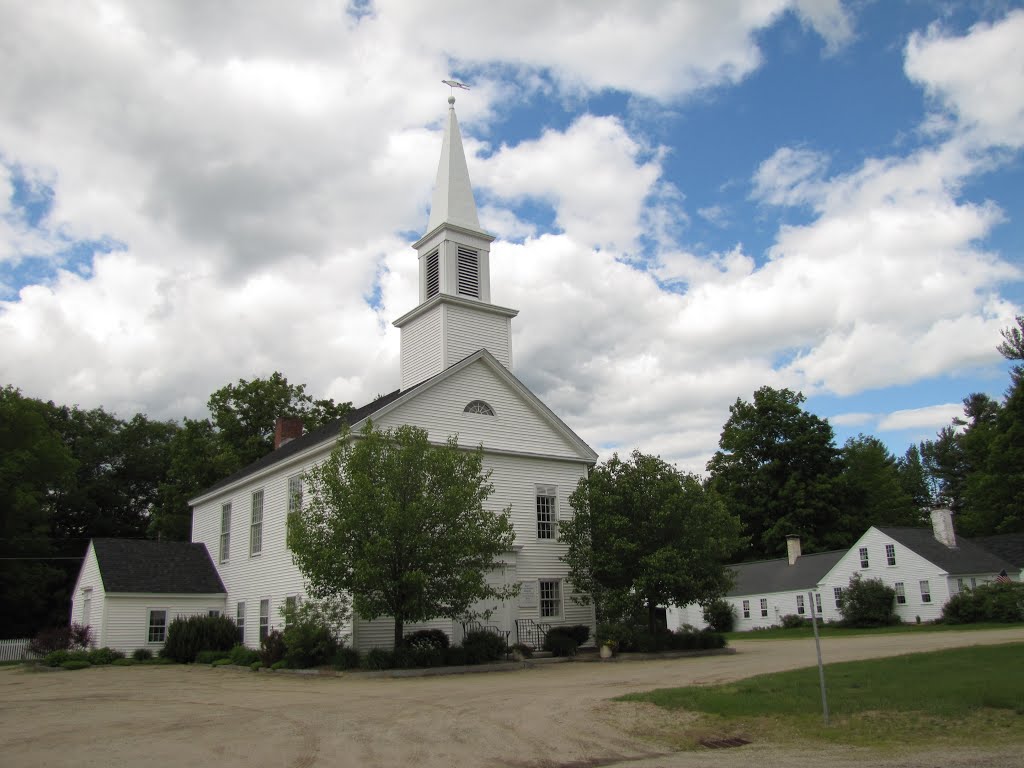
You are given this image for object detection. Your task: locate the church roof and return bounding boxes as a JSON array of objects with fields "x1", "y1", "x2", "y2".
[
  {"x1": 91, "y1": 538, "x2": 226, "y2": 594},
  {"x1": 426, "y1": 96, "x2": 483, "y2": 234}
]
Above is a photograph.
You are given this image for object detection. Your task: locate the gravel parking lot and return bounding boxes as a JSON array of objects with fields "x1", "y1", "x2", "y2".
[{"x1": 2, "y1": 627, "x2": 1022, "y2": 768}]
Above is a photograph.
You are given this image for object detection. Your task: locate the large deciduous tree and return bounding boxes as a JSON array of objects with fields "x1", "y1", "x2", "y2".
[
  {"x1": 707, "y1": 386, "x2": 843, "y2": 558},
  {"x1": 560, "y1": 451, "x2": 743, "y2": 633},
  {"x1": 288, "y1": 423, "x2": 517, "y2": 647},
  {"x1": 838, "y1": 435, "x2": 926, "y2": 534}
]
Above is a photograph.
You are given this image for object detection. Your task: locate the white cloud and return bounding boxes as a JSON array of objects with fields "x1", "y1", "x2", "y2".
[
  {"x1": 752, "y1": 147, "x2": 830, "y2": 208},
  {"x1": 830, "y1": 412, "x2": 874, "y2": 428},
  {"x1": 877, "y1": 403, "x2": 964, "y2": 432},
  {"x1": 905, "y1": 10, "x2": 1024, "y2": 148}
]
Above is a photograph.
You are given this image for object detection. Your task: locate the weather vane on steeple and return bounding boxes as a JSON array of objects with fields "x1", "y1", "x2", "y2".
[{"x1": 442, "y1": 79, "x2": 470, "y2": 104}]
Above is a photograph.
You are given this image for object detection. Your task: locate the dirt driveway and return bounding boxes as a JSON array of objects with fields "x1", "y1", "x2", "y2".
[{"x1": 2, "y1": 627, "x2": 1022, "y2": 768}]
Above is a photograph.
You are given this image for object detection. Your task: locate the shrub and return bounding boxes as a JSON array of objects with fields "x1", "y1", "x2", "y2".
[
  {"x1": 461, "y1": 630, "x2": 507, "y2": 664},
  {"x1": 111, "y1": 658, "x2": 135, "y2": 666},
  {"x1": 702, "y1": 598, "x2": 736, "y2": 633},
  {"x1": 86, "y1": 647, "x2": 124, "y2": 665},
  {"x1": 404, "y1": 628, "x2": 450, "y2": 649},
  {"x1": 510, "y1": 643, "x2": 534, "y2": 659},
  {"x1": 332, "y1": 647, "x2": 361, "y2": 670},
  {"x1": 259, "y1": 629, "x2": 287, "y2": 668},
  {"x1": 362, "y1": 648, "x2": 394, "y2": 670},
  {"x1": 543, "y1": 632, "x2": 579, "y2": 657},
  {"x1": 597, "y1": 622, "x2": 638, "y2": 652},
  {"x1": 443, "y1": 646, "x2": 467, "y2": 666},
  {"x1": 195, "y1": 650, "x2": 231, "y2": 665},
  {"x1": 30, "y1": 623, "x2": 93, "y2": 656},
  {"x1": 60, "y1": 660, "x2": 92, "y2": 671},
  {"x1": 228, "y1": 644, "x2": 260, "y2": 666},
  {"x1": 249, "y1": 661, "x2": 262, "y2": 671},
  {"x1": 44, "y1": 650, "x2": 78, "y2": 667},
  {"x1": 838, "y1": 573, "x2": 898, "y2": 627},
  {"x1": 211, "y1": 658, "x2": 233, "y2": 667},
  {"x1": 132, "y1": 648, "x2": 153, "y2": 662},
  {"x1": 943, "y1": 582, "x2": 1024, "y2": 624},
  {"x1": 281, "y1": 598, "x2": 345, "y2": 669},
  {"x1": 780, "y1": 614, "x2": 806, "y2": 629},
  {"x1": 161, "y1": 615, "x2": 239, "y2": 663},
  {"x1": 270, "y1": 660, "x2": 288, "y2": 670}
]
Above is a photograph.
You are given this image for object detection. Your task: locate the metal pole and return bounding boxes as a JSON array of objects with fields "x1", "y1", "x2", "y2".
[{"x1": 809, "y1": 590, "x2": 829, "y2": 726}]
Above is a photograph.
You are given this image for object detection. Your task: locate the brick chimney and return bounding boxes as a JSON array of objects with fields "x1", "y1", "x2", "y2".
[
  {"x1": 930, "y1": 507, "x2": 956, "y2": 549},
  {"x1": 274, "y1": 416, "x2": 303, "y2": 449},
  {"x1": 786, "y1": 535, "x2": 802, "y2": 565}
]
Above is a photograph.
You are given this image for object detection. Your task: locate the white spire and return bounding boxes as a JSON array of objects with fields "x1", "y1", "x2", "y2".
[{"x1": 427, "y1": 96, "x2": 482, "y2": 233}]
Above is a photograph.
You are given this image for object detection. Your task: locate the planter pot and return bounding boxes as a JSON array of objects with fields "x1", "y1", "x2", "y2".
[{"x1": 599, "y1": 644, "x2": 614, "y2": 659}]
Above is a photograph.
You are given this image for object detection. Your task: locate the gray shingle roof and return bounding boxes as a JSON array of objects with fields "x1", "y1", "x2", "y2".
[
  {"x1": 968, "y1": 533, "x2": 1024, "y2": 569},
  {"x1": 92, "y1": 538, "x2": 226, "y2": 594},
  {"x1": 878, "y1": 527, "x2": 1016, "y2": 575},
  {"x1": 728, "y1": 550, "x2": 846, "y2": 596}
]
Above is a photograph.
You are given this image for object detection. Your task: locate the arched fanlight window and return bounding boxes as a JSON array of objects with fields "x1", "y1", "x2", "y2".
[{"x1": 463, "y1": 400, "x2": 495, "y2": 416}]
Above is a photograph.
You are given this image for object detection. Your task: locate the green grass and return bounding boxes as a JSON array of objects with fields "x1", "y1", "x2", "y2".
[
  {"x1": 724, "y1": 620, "x2": 1022, "y2": 642},
  {"x1": 617, "y1": 643, "x2": 1024, "y2": 750}
]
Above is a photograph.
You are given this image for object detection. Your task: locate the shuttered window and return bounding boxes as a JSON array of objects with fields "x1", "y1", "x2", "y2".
[
  {"x1": 425, "y1": 249, "x2": 439, "y2": 298},
  {"x1": 457, "y1": 246, "x2": 479, "y2": 298}
]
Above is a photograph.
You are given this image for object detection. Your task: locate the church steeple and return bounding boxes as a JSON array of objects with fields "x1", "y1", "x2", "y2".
[{"x1": 393, "y1": 91, "x2": 518, "y2": 391}]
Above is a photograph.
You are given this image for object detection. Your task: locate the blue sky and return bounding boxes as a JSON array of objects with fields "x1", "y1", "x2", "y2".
[{"x1": 1, "y1": 1, "x2": 1022, "y2": 471}]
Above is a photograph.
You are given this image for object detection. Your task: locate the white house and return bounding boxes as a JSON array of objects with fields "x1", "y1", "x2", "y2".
[
  {"x1": 817, "y1": 509, "x2": 1021, "y2": 624},
  {"x1": 74, "y1": 94, "x2": 599, "y2": 654},
  {"x1": 69, "y1": 539, "x2": 227, "y2": 653},
  {"x1": 670, "y1": 509, "x2": 1021, "y2": 632}
]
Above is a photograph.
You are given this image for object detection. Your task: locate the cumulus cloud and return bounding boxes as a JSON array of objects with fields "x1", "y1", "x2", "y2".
[{"x1": 877, "y1": 403, "x2": 965, "y2": 432}]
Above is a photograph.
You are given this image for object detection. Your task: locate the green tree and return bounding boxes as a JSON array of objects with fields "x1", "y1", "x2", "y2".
[
  {"x1": 896, "y1": 444, "x2": 933, "y2": 510},
  {"x1": 837, "y1": 573, "x2": 897, "y2": 627},
  {"x1": 0, "y1": 387, "x2": 77, "y2": 636},
  {"x1": 838, "y1": 435, "x2": 925, "y2": 533},
  {"x1": 707, "y1": 386, "x2": 843, "y2": 558},
  {"x1": 288, "y1": 423, "x2": 516, "y2": 648},
  {"x1": 560, "y1": 451, "x2": 743, "y2": 633}
]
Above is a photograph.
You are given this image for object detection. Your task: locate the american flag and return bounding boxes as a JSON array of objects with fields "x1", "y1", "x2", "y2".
[{"x1": 995, "y1": 570, "x2": 1013, "y2": 584}]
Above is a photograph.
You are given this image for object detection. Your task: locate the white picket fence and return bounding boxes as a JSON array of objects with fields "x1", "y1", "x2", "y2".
[{"x1": 0, "y1": 638, "x2": 36, "y2": 662}]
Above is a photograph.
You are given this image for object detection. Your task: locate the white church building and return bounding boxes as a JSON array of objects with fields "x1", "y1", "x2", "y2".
[{"x1": 71, "y1": 95, "x2": 599, "y2": 654}]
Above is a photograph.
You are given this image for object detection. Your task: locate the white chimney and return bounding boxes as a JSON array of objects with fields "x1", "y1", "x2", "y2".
[
  {"x1": 786, "y1": 535, "x2": 802, "y2": 565},
  {"x1": 930, "y1": 508, "x2": 956, "y2": 549}
]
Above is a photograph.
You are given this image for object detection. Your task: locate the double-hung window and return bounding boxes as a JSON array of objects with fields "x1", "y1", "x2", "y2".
[
  {"x1": 259, "y1": 599, "x2": 270, "y2": 641},
  {"x1": 796, "y1": 594, "x2": 805, "y2": 615},
  {"x1": 814, "y1": 592, "x2": 822, "y2": 615},
  {"x1": 250, "y1": 490, "x2": 264, "y2": 556},
  {"x1": 288, "y1": 476, "x2": 302, "y2": 515},
  {"x1": 148, "y1": 610, "x2": 167, "y2": 643},
  {"x1": 236, "y1": 602, "x2": 246, "y2": 644},
  {"x1": 759, "y1": 598, "x2": 768, "y2": 617},
  {"x1": 885, "y1": 543, "x2": 896, "y2": 566},
  {"x1": 536, "y1": 485, "x2": 557, "y2": 540},
  {"x1": 833, "y1": 586, "x2": 843, "y2": 608},
  {"x1": 894, "y1": 582, "x2": 906, "y2": 604},
  {"x1": 919, "y1": 580, "x2": 931, "y2": 603},
  {"x1": 859, "y1": 547, "x2": 869, "y2": 568},
  {"x1": 219, "y1": 502, "x2": 231, "y2": 562},
  {"x1": 742, "y1": 599, "x2": 750, "y2": 619},
  {"x1": 539, "y1": 580, "x2": 561, "y2": 618}
]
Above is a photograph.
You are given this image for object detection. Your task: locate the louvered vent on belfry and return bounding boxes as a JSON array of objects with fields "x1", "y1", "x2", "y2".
[
  {"x1": 425, "y1": 249, "x2": 440, "y2": 298},
  {"x1": 464, "y1": 400, "x2": 495, "y2": 416},
  {"x1": 457, "y1": 246, "x2": 479, "y2": 298}
]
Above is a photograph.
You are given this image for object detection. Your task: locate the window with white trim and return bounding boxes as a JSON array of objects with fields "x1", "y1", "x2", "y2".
[
  {"x1": 259, "y1": 599, "x2": 270, "y2": 641},
  {"x1": 539, "y1": 580, "x2": 561, "y2": 618},
  {"x1": 288, "y1": 475, "x2": 302, "y2": 515},
  {"x1": 208, "y1": 609, "x2": 221, "y2": 618},
  {"x1": 919, "y1": 580, "x2": 931, "y2": 603},
  {"x1": 742, "y1": 599, "x2": 750, "y2": 619},
  {"x1": 894, "y1": 582, "x2": 906, "y2": 604},
  {"x1": 956, "y1": 577, "x2": 965, "y2": 593},
  {"x1": 796, "y1": 594, "x2": 805, "y2": 615},
  {"x1": 814, "y1": 592, "x2": 822, "y2": 614},
  {"x1": 536, "y1": 485, "x2": 557, "y2": 540},
  {"x1": 463, "y1": 400, "x2": 495, "y2": 416},
  {"x1": 219, "y1": 502, "x2": 231, "y2": 563},
  {"x1": 250, "y1": 490, "x2": 264, "y2": 556},
  {"x1": 859, "y1": 547, "x2": 869, "y2": 568},
  {"x1": 833, "y1": 587, "x2": 843, "y2": 608},
  {"x1": 148, "y1": 610, "x2": 167, "y2": 643},
  {"x1": 236, "y1": 602, "x2": 245, "y2": 644},
  {"x1": 284, "y1": 595, "x2": 300, "y2": 627},
  {"x1": 885, "y1": 543, "x2": 896, "y2": 566},
  {"x1": 425, "y1": 248, "x2": 439, "y2": 298},
  {"x1": 760, "y1": 598, "x2": 768, "y2": 617},
  {"x1": 970, "y1": 577, "x2": 977, "y2": 588},
  {"x1": 457, "y1": 246, "x2": 479, "y2": 298}
]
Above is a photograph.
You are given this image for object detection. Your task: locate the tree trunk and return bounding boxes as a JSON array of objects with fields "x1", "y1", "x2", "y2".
[
  {"x1": 647, "y1": 600, "x2": 658, "y2": 635},
  {"x1": 393, "y1": 616, "x2": 404, "y2": 649}
]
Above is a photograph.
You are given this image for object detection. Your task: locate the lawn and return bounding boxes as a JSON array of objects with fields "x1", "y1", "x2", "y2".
[
  {"x1": 724, "y1": 620, "x2": 1022, "y2": 642},
  {"x1": 617, "y1": 643, "x2": 1024, "y2": 750}
]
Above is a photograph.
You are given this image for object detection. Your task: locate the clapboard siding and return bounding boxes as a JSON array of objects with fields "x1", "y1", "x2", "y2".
[
  {"x1": 444, "y1": 304, "x2": 511, "y2": 369},
  {"x1": 376, "y1": 360, "x2": 580, "y2": 458},
  {"x1": 102, "y1": 595, "x2": 225, "y2": 654},
  {"x1": 69, "y1": 543, "x2": 106, "y2": 646},
  {"x1": 400, "y1": 307, "x2": 443, "y2": 390},
  {"x1": 819, "y1": 528, "x2": 951, "y2": 623}
]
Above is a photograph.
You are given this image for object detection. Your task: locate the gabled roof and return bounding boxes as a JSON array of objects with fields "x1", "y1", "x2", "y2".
[
  {"x1": 91, "y1": 538, "x2": 225, "y2": 594},
  {"x1": 190, "y1": 349, "x2": 597, "y2": 505},
  {"x1": 727, "y1": 550, "x2": 845, "y2": 596},
  {"x1": 877, "y1": 527, "x2": 1017, "y2": 575},
  {"x1": 965, "y1": 532, "x2": 1024, "y2": 569}
]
